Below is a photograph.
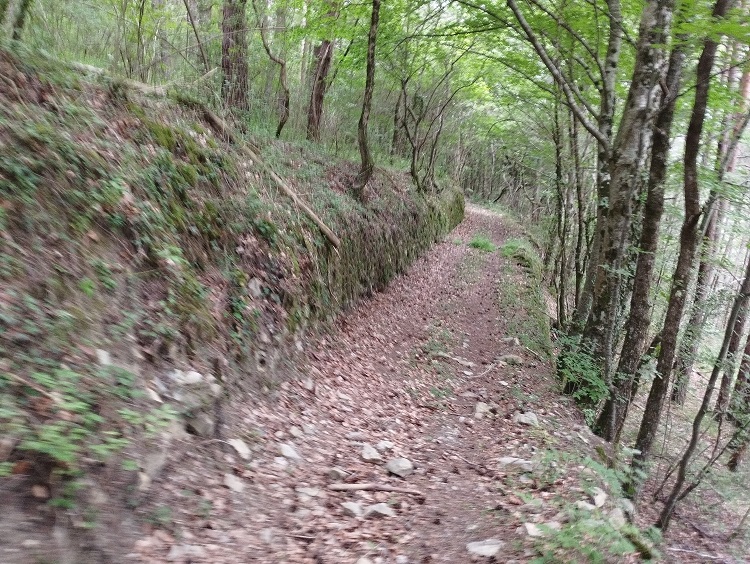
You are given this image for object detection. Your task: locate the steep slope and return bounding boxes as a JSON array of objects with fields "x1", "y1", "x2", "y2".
[{"x1": 0, "y1": 43, "x2": 462, "y2": 563}]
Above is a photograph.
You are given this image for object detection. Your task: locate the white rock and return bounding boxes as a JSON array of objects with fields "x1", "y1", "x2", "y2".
[
  {"x1": 273, "y1": 456, "x2": 289, "y2": 468},
  {"x1": 497, "y1": 354, "x2": 523, "y2": 365},
  {"x1": 617, "y1": 498, "x2": 635, "y2": 517},
  {"x1": 259, "y1": 528, "x2": 274, "y2": 544},
  {"x1": 341, "y1": 501, "x2": 363, "y2": 518},
  {"x1": 522, "y1": 522, "x2": 561, "y2": 538},
  {"x1": 591, "y1": 487, "x2": 607, "y2": 508},
  {"x1": 280, "y1": 443, "x2": 302, "y2": 461},
  {"x1": 328, "y1": 466, "x2": 348, "y2": 480},
  {"x1": 223, "y1": 474, "x2": 245, "y2": 493},
  {"x1": 166, "y1": 545, "x2": 206, "y2": 561},
  {"x1": 498, "y1": 457, "x2": 533, "y2": 472},
  {"x1": 513, "y1": 412, "x2": 539, "y2": 427},
  {"x1": 296, "y1": 487, "x2": 321, "y2": 498},
  {"x1": 227, "y1": 439, "x2": 251, "y2": 460},
  {"x1": 183, "y1": 370, "x2": 204, "y2": 384},
  {"x1": 386, "y1": 458, "x2": 414, "y2": 478},
  {"x1": 363, "y1": 503, "x2": 396, "y2": 518},
  {"x1": 355, "y1": 558, "x2": 374, "y2": 564},
  {"x1": 523, "y1": 523, "x2": 544, "y2": 537},
  {"x1": 574, "y1": 500, "x2": 597, "y2": 511},
  {"x1": 474, "y1": 402, "x2": 492, "y2": 419},
  {"x1": 347, "y1": 431, "x2": 367, "y2": 441},
  {"x1": 302, "y1": 423, "x2": 316, "y2": 435},
  {"x1": 95, "y1": 349, "x2": 111, "y2": 366},
  {"x1": 361, "y1": 443, "x2": 382, "y2": 462},
  {"x1": 466, "y1": 539, "x2": 504, "y2": 557},
  {"x1": 608, "y1": 507, "x2": 626, "y2": 528},
  {"x1": 375, "y1": 440, "x2": 395, "y2": 452}
]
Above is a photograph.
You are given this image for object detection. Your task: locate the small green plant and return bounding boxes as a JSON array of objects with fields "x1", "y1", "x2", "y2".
[
  {"x1": 147, "y1": 505, "x2": 173, "y2": 528},
  {"x1": 469, "y1": 235, "x2": 496, "y2": 252}
]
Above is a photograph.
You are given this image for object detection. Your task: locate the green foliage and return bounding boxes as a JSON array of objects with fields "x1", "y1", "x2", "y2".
[
  {"x1": 469, "y1": 235, "x2": 496, "y2": 252},
  {"x1": 501, "y1": 238, "x2": 543, "y2": 279},
  {"x1": 556, "y1": 336, "x2": 608, "y2": 422}
]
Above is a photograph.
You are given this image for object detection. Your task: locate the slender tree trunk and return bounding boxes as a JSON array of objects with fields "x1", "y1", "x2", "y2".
[
  {"x1": 12, "y1": 0, "x2": 34, "y2": 40},
  {"x1": 353, "y1": 0, "x2": 381, "y2": 197},
  {"x1": 714, "y1": 257, "x2": 750, "y2": 419},
  {"x1": 253, "y1": 0, "x2": 290, "y2": 137},
  {"x1": 580, "y1": 0, "x2": 676, "y2": 399},
  {"x1": 0, "y1": 0, "x2": 10, "y2": 29},
  {"x1": 659, "y1": 250, "x2": 750, "y2": 529},
  {"x1": 221, "y1": 0, "x2": 250, "y2": 111},
  {"x1": 727, "y1": 334, "x2": 750, "y2": 470},
  {"x1": 672, "y1": 200, "x2": 723, "y2": 404},
  {"x1": 594, "y1": 44, "x2": 686, "y2": 441},
  {"x1": 306, "y1": 40, "x2": 334, "y2": 141},
  {"x1": 632, "y1": 0, "x2": 733, "y2": 496},
  {"x1": 184, "y1": 0, "x2": 210, "y2": 73}
]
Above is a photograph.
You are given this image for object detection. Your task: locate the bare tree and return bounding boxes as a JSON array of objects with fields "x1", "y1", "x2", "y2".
[{"x1": 353, "y1": 0, "x2": 381, "y2": 197}]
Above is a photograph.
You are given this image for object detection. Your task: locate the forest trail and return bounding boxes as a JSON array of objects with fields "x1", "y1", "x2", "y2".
[{"x1": 132, "y1": 205, "x2": 604, "y2": 563}]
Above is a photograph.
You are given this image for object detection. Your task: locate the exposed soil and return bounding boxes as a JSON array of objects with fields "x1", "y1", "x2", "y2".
[
  {"x1": 8, "y1": 205, "x2": 743, "y2": 563},
  {"x1": 129, "y1": 205, "x2": 600, "y2": 564}
]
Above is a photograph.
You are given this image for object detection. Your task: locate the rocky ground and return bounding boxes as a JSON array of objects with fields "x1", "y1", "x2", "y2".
[
  {"x1": 74, "y1": 204, "x2": 738, "y2": 564},
  {"x1": 125, "y1": 204, "x2": 646, "y2": 564}
]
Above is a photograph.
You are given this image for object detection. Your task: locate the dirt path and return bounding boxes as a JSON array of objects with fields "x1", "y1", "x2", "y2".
[{"x1": 134, "y1": 205, "x2": 599, "y2": 563}]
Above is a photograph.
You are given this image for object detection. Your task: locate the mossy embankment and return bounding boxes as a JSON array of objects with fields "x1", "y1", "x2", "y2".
[{"x1": 0, "y1": 42, "x2": 462, "y2": 560}]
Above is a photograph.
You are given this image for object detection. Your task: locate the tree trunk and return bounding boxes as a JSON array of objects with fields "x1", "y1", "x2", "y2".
[
  {"x1": 221, "y1": 0, "x2": 250, "y2": 111},
  {"x1": 659, "y1": 247, "x2": 750, "y2": 529},
  {"x1": 573, "y1": 0, "x2": 675, "y2": 409},
  {"x1": 714, "y1": 260, "x2": 750, "y2": 419},
  {"x1": 672, "y1": 199, "x2": 723, "y2": 404},
  {"x1": 0, "y1": 0, "x2": 10, "y2": 29},
  {"x1": 632, "y1": 0, "x2": 732, "y2": 498},
  {"x1": 306, "y1": 40, "x2": 334, "y2": 141},
  {"x1": 12, "y1": 0, "x2": 34, "y2": 40},
  {"x1": 353, "y1": 0, "x2": 381, "y2": 197},
  {"x1": 253, "y1": 0, "x2": 290, "y2": 137},
  {"x1": 594, "y1": 44, "x2": 686, "y2": 441},
  {"x1": 727, "y1": 333, "x2": 750, "y2": 470}
]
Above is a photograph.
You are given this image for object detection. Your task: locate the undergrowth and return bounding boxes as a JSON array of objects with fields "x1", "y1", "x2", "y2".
[{"x1": 0, "y1": 42, "x2": 464, "y2": 515}]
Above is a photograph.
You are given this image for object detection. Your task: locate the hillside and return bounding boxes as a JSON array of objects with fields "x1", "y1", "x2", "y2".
[{"x1": 0, "y1": 43, "x2": 463, "y2": 563}]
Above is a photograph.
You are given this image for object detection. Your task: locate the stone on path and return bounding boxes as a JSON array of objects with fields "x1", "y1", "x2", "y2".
[
  {"x1": 279, "y1": 443, "x2": 302, "y2": 461},
  {"x1": 608, "y1": 507, "x2": 626, "y2": 528},
  {"x1": 513, "y1": 412, "x2": 539, "y2": 427},
  {"x1": 166, "y1": 544, "x2": 206, "y2": 561},
  {"x1": 386, "y1": 457, "x2": 414, "y2": 478},
  {"x1": 498, "y1": 456, "x2": 533, "y2": 472},
  {"x1": 497, "y1": 354, "x2": 523, "y2": 365},
  {"x1": 466, "y1": 539, "x2": 505, "y2": 557},
  {"x1": 227, "y1": 439, "x2": 251, "y2": 460},
  {"x1": 341, "y1": 501, "x2": 363, "y2": 518},
  {"x1": 591, "y1": 487, "x2": 607, "y2": 508},
  {"x1": 224, "y1": 473, "x2": 245, "y2": 493},
  {"x1": 363, "y1": 503, "x2": 396, "y2": 518},
  {"x1": 474, "y1": 402, "x2": 492, "y2": 419},
  {"x1": 361, "y1": 443, "x2": 382, "y2": 462}
]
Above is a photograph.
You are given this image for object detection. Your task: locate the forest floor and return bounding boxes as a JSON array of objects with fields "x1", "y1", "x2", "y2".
[{"x1": 127, "y1": 205, "x2": 744, "y2": 563}]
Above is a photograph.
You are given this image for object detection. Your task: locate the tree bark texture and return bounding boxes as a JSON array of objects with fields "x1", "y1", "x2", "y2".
[
  {"x1": 353, "y1": 0, "x2": 380, "y2": 196},
  {"x1": 581, "y1": 0, "x2": 676, "y2": 391},
  {"x1": 594, "y1": 44, "x2": 686, "y2": 441},
  {"x1": 659, "y1": 245, "x2": 750, "y2": 529},
  {"x1": 221, "y1": 0, "x2": 250, "y2": 111},
  {"x1": 633, "y1": 0, "x2": 733, "y2": 495}
]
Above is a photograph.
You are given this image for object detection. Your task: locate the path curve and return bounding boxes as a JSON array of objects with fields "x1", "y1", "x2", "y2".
[{"x1": 135, "y1": 205, "x2": 587, "y2": 563}]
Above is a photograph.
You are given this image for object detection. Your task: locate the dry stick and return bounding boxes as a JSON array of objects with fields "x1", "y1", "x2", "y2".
[
  {"x1": 666, "y1": 547, "x2": 724, "y2": 560},
  {"x1": 728, "y1": 504, "x2": 750, "y2": 541},
  {"x1": 2, "y1": 372, "x2": 57, "y2": 400},
  {"x1": 198, "y1": 109, "x2": 341, "y2": 249},
  {"x1": 67, "y1": 62, "x2": 340, "y2": 249},
  {"x1": 328, "y1": 483, "x2": 424, "y2": 496},
  {"x1": 182, "y1": 0, "x2": 210, "y2": 74}
]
